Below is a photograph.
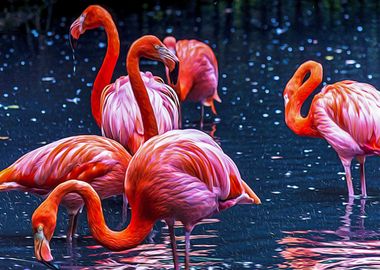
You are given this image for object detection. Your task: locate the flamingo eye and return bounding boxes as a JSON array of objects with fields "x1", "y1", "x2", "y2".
[{"x1": 154, "y1": 45, "x2": 160, "y2": 49}]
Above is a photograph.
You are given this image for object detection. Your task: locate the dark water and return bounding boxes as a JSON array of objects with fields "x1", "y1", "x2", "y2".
[{"x1": 2, "y1": 1, "x2": 380, "y2": 269}]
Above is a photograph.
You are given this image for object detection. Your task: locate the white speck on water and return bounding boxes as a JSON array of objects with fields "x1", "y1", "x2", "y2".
[
  {"x1": 287, "y1": 185, "x2": 299, "y2": 189},
  {"x1": 263, "y1": 113, "x2": 269, "y2": 118},
  {"x1": 345, "y1": 60, "x2": 356, "y2": 65},
  {"x1": 357, "y1": 26, "x2": 363, "y2": 32},
  {"x1": 41, "y1": 77, "x2": 55, "y2": 82},
  {"x1": 368, "y1": 74, "x2": 373, "y2": 79},
  {"x1": 275, "y1": 109, "x2": 282, "y2": 114},
  {"x1": 271, "y1": 191, "x2": 281, "y2": 194},
  {"x1": 66, "y1": 97, "x2": 81, "y2": 104},
  {"x1": 30, "y1": 118, "x2": 37, "y2": 122},
  {"x1": 304, "y1": 149, "x2": 313, "y2": 153},
  {"x1": 98, "y1": 42, "x2": 106, "y2": 48},
  {"x1": 308, "y1": 187, "x2": 315, "y2": 190},
  {"x1": 285, "y1": 171, "x2": 292, "y2": 177}
]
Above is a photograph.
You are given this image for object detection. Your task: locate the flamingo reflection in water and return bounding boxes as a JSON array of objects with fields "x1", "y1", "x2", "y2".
[
  {"x1": 69, "y1": 219, "x2": 222, "y2": 269},
  {"x1": 278, "y1": 198, "x2": 380, "y2": 269}
]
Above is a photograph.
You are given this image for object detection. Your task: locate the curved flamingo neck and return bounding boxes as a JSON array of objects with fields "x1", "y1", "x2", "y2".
[
  {"x1": 284, "y1": 61, "x2": 322, "y2": 138},
  {"x1": 92, "y1": 15, "x2": 120, "y2": 127},
  {"x1": 127, "y1": 45, "x2": 159, "y2": 141},
  {"x1": 44, "y1": 181, "x2": 153, "y2": 251}
]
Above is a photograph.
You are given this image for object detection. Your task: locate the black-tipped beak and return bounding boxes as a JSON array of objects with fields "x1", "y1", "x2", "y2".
[
  {"x1": 169, "y1": 60, "x2": 179, "y2": 85},
  {"x1": 40, "y1": 260, "x2": 60, "y2": 270}
]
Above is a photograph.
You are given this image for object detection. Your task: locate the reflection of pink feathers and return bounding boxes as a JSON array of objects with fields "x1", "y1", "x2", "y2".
[
  {"x1": 164, "y1": 37, "x2": 221, "y2": 114},
  {"x1": 101, "y1": 71, "x2": 180, "y2": 154}
]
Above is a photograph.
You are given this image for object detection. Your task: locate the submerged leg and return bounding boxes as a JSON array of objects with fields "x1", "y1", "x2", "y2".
[
  {"x1": 341, "y1": 158, "x2": 354, "y2": 197},
  {"x1": 167, "y1": 220, "x2": 179, "y2": 270},
  {"x1": 66, "y1": 212, "x2": 80, "y2": 241},
  {"x1": 184, "y1": 227, "x2": 193, "y2": 270},
  {"x1": 122, "y1": 194, "x2": 129, "y2": 224},
  {"x1": 357, "y1": 156, "x2": 367, "y2": 198}
]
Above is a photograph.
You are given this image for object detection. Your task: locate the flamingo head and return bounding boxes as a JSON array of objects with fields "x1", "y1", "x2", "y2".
[
  {"x1": 32, "y1": 202, "x2": 59, "y2": 269},
  {"x1": 130, "y1": 35, "x2": 179, "y2": 85},
  {"x1": 70, "y1": 5, "x2": 110, "y2": 40}
]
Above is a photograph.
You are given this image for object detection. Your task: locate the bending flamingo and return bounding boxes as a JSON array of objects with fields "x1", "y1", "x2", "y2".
[
  {"x1": 71, "y1": 5, "x2": 180, "y2": 154},
  {"x1": 163, "y1": 36, "x2": 221, "y2": 121},
  {"x1": 284, "y1": 60, "x2": 380, "y2": 197},
  {"x1": 0, "y1": 135, "x2": 131, "y2": 240},
  {"x1": 32, "y1": 129, "x2": 261, "y2": 269}
]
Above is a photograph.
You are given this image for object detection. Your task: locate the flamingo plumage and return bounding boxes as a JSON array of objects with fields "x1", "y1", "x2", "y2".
[
  {"x1": 71, "y1": 6, "x2": 180, "y2": 154},
  {"x1": 163, "y1": 36, "x2": 221, "y2": 120},
  {"x1": 32, "y1": 129, "x2": 261, "y2": 270},
  {"x1": 0, "y1": 135, "x2": 131, "y2": 241},
  {"x1": 284, "y1": 60, "x2": 380, "y2": 198}
]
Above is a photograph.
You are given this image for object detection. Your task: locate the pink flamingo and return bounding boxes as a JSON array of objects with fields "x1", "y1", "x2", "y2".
[
  {"x1": 32, "y1": 129, "x2": 261, "y2": 269},
  {"x1": 163, "y1": 36, "x2": 221, "y2": 122},
  {"x1": 284, "y1": 60, "x2": 380, "y2": 197},
  {"x1": 0, "y1": 135, "x2": 131, "y2": 241},
  {"x1": 71, "y1": 6, "x2": 180, "y2": 154}
]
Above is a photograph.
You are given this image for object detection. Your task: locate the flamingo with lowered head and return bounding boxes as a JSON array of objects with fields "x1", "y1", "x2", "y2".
[
  {"x1": 32, "y1": 129, "x2": 261, "y2": 270},
  {"x1": 0, "y1": 135, "x2": 131, "y2": 242},
  {"x1": 71, "y1": 5, "x2": 180, "y2": 154},
  {"x1": 163, "y1": 36, "x2": 221, "y2": 121},
  {"x1": 284, "y1": 60, "x2": 380, "y2": 198}
]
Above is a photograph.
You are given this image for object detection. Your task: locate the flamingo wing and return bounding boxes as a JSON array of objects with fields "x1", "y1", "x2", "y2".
[
  {"x1": 313, "y1": 81, "x2": 380, "y2": 157},
  {"x1": 5, "y1": 135, "x2": 130, "y2": 196},
  {"x1": 100, "y1": 72, "x2": 180, "y2": 154}
]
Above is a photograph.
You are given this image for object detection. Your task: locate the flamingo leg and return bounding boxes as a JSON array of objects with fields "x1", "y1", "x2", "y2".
[
  {"x1": 185, "y1": 228, "x2": 192, "y2": 270},
  {"x1": 357, "y1": 156, "x2": 367, "y2": 198},
  {"x1": 200, "y1": 105, "x2": 204, "y2": 129},
  {"x1": 122, "y1": 194, "x2": 129, "y2": 224},
  {"x1": 66, "y1": 212, "x2": 79, "y2": 241},
  {"x1": 168, "y1": 222, "x2": 179, "y2": 270},
  {"x1": 341, "y1": 159, "x2": 354, "y2": 197}
]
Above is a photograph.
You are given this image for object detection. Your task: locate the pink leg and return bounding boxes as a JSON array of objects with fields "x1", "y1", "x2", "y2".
[
  {"x1": 200, "y1": 105, "x2": 204, "y2": 129},
  {"x1": 167, "y1": 221, "x2": 179, "y2": 270},
  {"x1": 185, "y1": 228, "x2": 192, "y2": 270},
  {"x1": 357, "y1": 156, "x2": 367, "y2": 198},
  {"x1": 66, "y1": 212, "x2": 79, "y2": 241},
  {"x1": 341, "y1": 158, "x2": 354, "y2": 197}
]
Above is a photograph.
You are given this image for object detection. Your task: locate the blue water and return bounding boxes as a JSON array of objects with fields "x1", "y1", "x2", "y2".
[{"x1": 1, "y1": 1, "x2": 380, "y2": 269}]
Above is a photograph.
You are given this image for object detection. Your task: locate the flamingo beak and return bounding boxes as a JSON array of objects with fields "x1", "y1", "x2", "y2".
[
  {"x1": 158, "y1": 46, "x2": 179, "y2": 85},
  {"x1": 34, "y1": 230, "x2": 58, "y2": 269},
  {"x1": 70, "y1": 15, "x2": 86, "y2": 40}
]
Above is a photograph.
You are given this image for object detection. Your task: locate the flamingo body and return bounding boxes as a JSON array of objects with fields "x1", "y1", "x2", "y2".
[
  {"x1": 164, "y1": 37, "x2": 221, "y2": 114},
  {"x1": 101, "y1": 71, "x2": 180, "y2": 154},
  {"x1": 1, "y1": 135, "x2": 131, "y2": 237},
  {"x1": 284, "y1": 60, "x2": 380, "y2": 197}
]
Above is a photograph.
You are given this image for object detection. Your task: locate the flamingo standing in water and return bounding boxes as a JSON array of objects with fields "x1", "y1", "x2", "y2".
[
  {"x1": 32, "y1": 129, "x2": 261, "y2": 270},
  {"x1": 0, "y1": 135, "x2": 131, "y2": 241},
  {"x1": 71, "y1": 5, "x2": 180, "y2": 154},
  {"x1": 163, "y1": 36, "x2": 221, "y2": 122},
  {"x1": 284, "y1": 60, "x2": 380, "y2": 197}
]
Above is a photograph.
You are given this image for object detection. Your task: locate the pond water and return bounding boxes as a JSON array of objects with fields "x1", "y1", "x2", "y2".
[{"x1": 1, "y1": 1, "x2": 380, "y2": 269}]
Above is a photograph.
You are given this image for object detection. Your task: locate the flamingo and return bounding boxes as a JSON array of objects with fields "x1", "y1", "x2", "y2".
[
  {"x1": 32, "y1": 129, "x2": 261, "y2": 270},
  {"x1": 163, "y1": 36, "x2": 221, "y2": 122},
  {"x1": 284, "y1": 60, "x2": 380, "y2": 198},
  {"x1": 70, "y1": 5, "x2": 180, "y2": 154},
  {"x1": 0, "y1": 135, "x2": 131, "y2": 241}
]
